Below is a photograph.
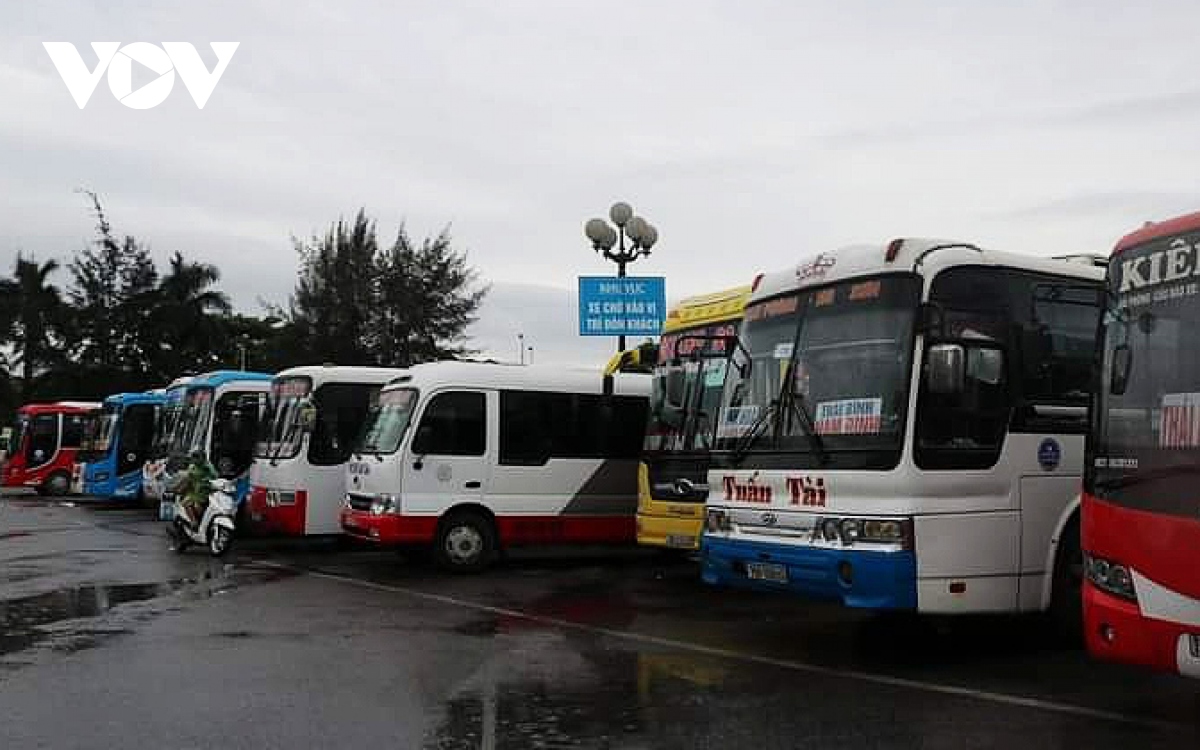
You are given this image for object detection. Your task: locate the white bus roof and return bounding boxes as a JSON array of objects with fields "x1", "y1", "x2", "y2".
[
  {"x1": 272, "y1": 364, "x2": 407, "y2": 388},
  {"x1": 752, "y1": 238, "x2": 1105, "y2": 303},
  {"x1": 165, "y1": 376, "x2": 194, "y2": 390},
  {"x1": 380, "y1": 361, "x2": 650, "y2": 398}
]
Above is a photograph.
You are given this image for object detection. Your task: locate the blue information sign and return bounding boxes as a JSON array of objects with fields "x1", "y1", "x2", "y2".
[{"x1": 578, "y1": 276, "x2": 667, "y2": 337}]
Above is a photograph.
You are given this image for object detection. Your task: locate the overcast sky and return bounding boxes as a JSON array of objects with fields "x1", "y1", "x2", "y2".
[{"x1": 4, "y1": 1, "x2": 1200, "y2": 366}]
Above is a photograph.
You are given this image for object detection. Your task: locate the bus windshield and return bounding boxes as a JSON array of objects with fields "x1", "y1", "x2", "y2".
[
  {"x1": 255, "y1": 377, "x2": 313, "y2": 461},
  {"x1": 356, "y1": 388, "x2": 418, "y2": 455},
  {"x1": 645, "y1": 322, "x2": 738, "y2": 454},
  {"x1": 78, "y1": 406, "x2": 118, "y2": 462},
  {"x1": 168, "y1": 388, "x2": 214, "y2": 459},
  {"x1": 716, "y1": 274, "x2": 920, "y2": 463},
  {"x1": 150, "y1": 397, "x2": 184, "y2": 460},
  {"x1": 1089, "y1": 230, "x2": 1200, "y2": 521}
]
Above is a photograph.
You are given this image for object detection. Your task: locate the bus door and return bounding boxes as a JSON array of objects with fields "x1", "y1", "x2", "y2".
[
  {"x1": 211, "y1": 392, "x2": 267, "y2": 479},
  {"x1": 117, "y1": 404, "x2": 159, "y2": 479},
  {"x1": 27, "y1": 413, "x2": 60, "y2": 469},
  {"x1": 402, "y1": 390, "x2": 489, "y2": 516}
]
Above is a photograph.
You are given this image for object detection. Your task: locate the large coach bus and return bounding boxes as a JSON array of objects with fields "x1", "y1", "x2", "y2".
[
  {"x1": 699, "y1": 239, "x2": 1104, "y2": 628},
  {"x1": 341, "y1": 362, "x2": 650, "y2": 571},
  {"x1": 3, "y1": 401, "x2": 99, "y2": 495},
  {"x1": 78, "y1": 391, "x2": 165, "y2": 501},
  {"x1": 155, "y1": 370, "x2": 271, "y2": 519},
  {"x1": 142, "y1": 376, "x2": 193, "y2": 504},
  {"x1": 247, "y1": 365, "x2": 404, "y2": 536},
  {"x1": 637, "y1": 284, "x2": 752, "y2": 551},
  {"x1": 1084, "y1": 212, "x2": 1200, "y2": 677}
]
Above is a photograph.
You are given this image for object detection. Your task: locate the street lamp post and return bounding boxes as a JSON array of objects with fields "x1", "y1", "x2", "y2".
[{"x1": 584, "y1": 201, "x2": 659, "y2": 352}]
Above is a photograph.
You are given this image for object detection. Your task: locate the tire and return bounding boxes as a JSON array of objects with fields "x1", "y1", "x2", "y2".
[
  {"x1": 434, "y1": 511, "x2": 498, "y2": 573},
  {"x1": 42, "y1": 471, "x2": 70, "y2": 497},
  {"x1": 1049, "y1": 515, "x2": 1083, "y2": 643},
  {"x1": 209, "y1": 525, "x2": 233, "y2": 557}
]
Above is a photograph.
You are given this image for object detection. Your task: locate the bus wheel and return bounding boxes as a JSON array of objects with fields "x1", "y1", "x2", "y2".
[
  {"x1": 1049, "y1": 515, "x2": 1083, "y2": 643},
  {"x1": 42, "y1": 472, "x2": 70, "y2": 497},
  {"x1": 435, "y1": 511, "x2": 497, "y2": 573}
]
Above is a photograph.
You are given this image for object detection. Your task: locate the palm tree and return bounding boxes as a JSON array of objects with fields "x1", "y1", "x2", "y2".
[
  {"x1": 0, "y1": 255, "x2": 64, "y2": 399},
  {"x1": 150, "y1": 252, "x2": 231, "y2": 377}
]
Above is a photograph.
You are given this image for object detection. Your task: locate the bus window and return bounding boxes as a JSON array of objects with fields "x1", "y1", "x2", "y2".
[
  {"x1": 28, "y1": 415, "x2": 58, "y2": 467},
  {"x1": 309, "y1": 383, "x2": 380, "y2": 466},
  {"x1": 412, "y1": 392, "x2": 486, "y2": 457},
  {"x1": 118, "y1": 404, "x2": 159, "y2": 475},
  {"x1": 62, "y1": 414, "x2": 86, "y2": 449},
  {"x1": 212, "y1": 393, "x2": 266, "y2": 477},
  {"x1": 499, "y1": 392, "x2": 648, "y2": 464}
]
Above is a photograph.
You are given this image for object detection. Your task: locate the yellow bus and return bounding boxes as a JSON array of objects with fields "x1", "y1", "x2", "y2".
[{"x1": 636, "y1": 284, "x2": 752, "y2": 551}]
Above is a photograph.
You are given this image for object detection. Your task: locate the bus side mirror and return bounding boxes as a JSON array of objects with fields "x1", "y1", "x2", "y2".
[
  {"x1": 1110, "y1": 344, "x2": 1132, "y2": 396},
  {"x1": 298, "y1": 398, "x2": 317, "y2": 432},
  {"x1": 926, "y1": 344, "x2": 965, "y2": 395},
  {"x1": 664, "y1": 368, "x2": 687, "y2": 410}
]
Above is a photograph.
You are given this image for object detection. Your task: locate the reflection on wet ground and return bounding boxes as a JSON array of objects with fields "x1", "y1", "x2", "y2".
[{"x1": 0, "y1": 563, "x2": 298, "y2": 657}]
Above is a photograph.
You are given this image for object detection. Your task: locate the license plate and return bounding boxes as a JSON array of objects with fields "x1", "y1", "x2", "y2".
[
  {"x1": 665, "y1": 534, "x2": 695, "y2": 549},
  {"x1": 745, "y1": 562, "x2": 788, "y2": 583}
]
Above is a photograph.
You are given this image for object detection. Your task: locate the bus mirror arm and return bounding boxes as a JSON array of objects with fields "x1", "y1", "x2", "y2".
[
  {"x1": 918, "y1": 302, "x2": 945, "y2": 336},
  {"x1": 413, "y1": 455, "x2": 425, "y2": 471}
]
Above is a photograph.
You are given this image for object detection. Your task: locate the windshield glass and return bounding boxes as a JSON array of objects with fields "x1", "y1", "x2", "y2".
[
  {"x1": 168, "y1": 387, "x2": 214, "y2": 459},
  {"x1": 150, "y1": 394, "x2": 184, "y2": 460},
  {"x1": 255, "y1": 377, "x2": 313, "y2": 460},
  {"x1": 356, "y1": 388, "x2": 418, "y2": 455},
  {"x1": 78, "y1": 406, "x2": 118, "y2": 462},
  {"x1": 715, "y1": 275, "x2": 920, "y2": 463},
  {"x1": 1089, "y1": 230, "x2": 1200, "y2": 521},
  {"x1": 645, "y1": 321, "x2": 739, "y2": 454}
]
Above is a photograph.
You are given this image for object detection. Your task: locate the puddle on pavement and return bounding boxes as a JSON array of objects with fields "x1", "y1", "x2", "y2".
[{"x1": 0, "y1": 563, "x2": 299, "y2": 657}]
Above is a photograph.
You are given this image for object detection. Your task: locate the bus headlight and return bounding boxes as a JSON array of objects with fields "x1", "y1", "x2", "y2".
[
  {"x1": 705, "y1": 508, "x2": 731, "y2": 533},
  {"x1": 370, "y1": 494, "x2": 399, "y2": 516},
  {"x1": 1084, "y1": 553, "x2": 1136, "y2": 601},
  {"x1": 813, "y1": 516, "x2": 913, "y2": 548}
]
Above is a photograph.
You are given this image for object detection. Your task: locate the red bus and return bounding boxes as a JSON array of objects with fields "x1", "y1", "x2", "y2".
[
  {"x1": 1084, "y1": 211, "x2": 1200, "y2": 678},
  {"x1": 2, "y1": 402, "x2": 100, "y2": 495}
]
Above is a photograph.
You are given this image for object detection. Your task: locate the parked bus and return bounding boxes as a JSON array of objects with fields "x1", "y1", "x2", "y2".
[
  {"x1": 247, "y1": 365, "x2": 404, "y2": 536},
  {"x1": 699, "y1": 239, "x2": 1105, "y2": 627},
  {"x1": 142, "y1": 376, "x2": 194, "y2": 505},
  {"x1": 340, "y1": 361, "x2": 651, "y2": 571},
  {"x1": 1084, "y1": 212, "x2": 1200, "y2": 677},
  {"x1": 77, "y1": 391, "x2": 165, "y2": 501},
  {"x1": 3, "y1": 401, "x2": 100, "y2": 495},
  {"x1": 155, "y1": 370, "x2": 272, "y2": 519},
  {"x1": 637, "y1": 284, "x2": 752, "y2": 552}
]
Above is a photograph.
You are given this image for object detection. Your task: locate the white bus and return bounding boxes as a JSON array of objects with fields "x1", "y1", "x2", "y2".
[
  {"x1": 340, "y1": 361, "x2": 651, "y2": 571},
  {"x1": 699, "y1": 239, "x2": 1104, "y2": 630},
  {"x1": 142, "y1": 376, "x2": 194, "y2": 504},
  {"x1": 248, "y1": 365, "x2": 404, "y2": 536}
]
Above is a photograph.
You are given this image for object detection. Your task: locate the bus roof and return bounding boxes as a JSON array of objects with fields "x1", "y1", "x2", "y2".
[
  {"x1": 663, "y1": 284, "x2": 753, "y2": 334},
  {"x1": 271, "y1": 364, "x2": 407, "y2": 388},
  {"x1": 751, "y1": 238, "x2": 1105, "y2": 304},
  {"x1": 381, "y1": 361, "x2": 650, "y2": 398},
  {"x1": 102, "y1": 392, "x2": 167, "y2": 407},
  {"x1": 186, "y1": 370, "x2": 274, "y2": 389},
  {"x1": 1114, "y1": 210, "x2": 1200, "y2": 255},
  {"x1": 165, "y1": 375, "x2": 194, "y2": 391},
  {"x1": 17, "y1": 401, "x2": 101, "y2": 415}
]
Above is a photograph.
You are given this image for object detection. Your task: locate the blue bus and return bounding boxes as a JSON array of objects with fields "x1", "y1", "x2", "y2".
[
  {"x1": 79, "y1": 391, "x2": 166, "y2": 501},
  {"x1": 154, "y1": 370, "x2": 273, "y2": 519}
]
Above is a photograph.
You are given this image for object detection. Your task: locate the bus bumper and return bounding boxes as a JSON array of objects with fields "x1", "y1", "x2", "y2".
[
  {"x1": 1084, "y1": 581, "x2": 1200, "y2": 678},
  {"x1": 636, "y1": 511, "x2": 703, "y2": 551},
  {"x1": 340, "y1": 508, "x2": 437, "y2": 545},
  {"x1": 700, "y1": 535, "x2": 918, "y2": 610}
]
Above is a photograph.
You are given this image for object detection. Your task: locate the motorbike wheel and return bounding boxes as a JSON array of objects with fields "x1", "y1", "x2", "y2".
[{"x1": 209, "y1": 526, "x2": 233, "y2": 557}]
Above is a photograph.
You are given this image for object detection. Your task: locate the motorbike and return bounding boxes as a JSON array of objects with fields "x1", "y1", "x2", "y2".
[{"x1": 166, "y1": 477, "x2": 237, "y2": 557}]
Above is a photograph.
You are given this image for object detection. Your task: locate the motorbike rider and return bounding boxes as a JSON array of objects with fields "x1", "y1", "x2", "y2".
[{"x1": 175, "y1": 449, "x2": 217, "y2": 527}]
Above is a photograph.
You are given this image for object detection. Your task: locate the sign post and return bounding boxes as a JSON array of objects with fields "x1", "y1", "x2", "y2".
[{"x1": 578, "y1": 276, "x2": 666, "y2": 349}]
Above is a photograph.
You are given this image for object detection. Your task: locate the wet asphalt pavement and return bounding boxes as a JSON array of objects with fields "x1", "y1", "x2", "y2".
[{"x1": 1, "y1": 493, "x2": 1198, "y2": 750}]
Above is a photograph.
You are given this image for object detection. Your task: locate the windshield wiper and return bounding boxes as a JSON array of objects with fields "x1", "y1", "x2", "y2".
[
  {"x1": 777, "y1": 370, "x2": 829, "y2": 465},
  {"x1": 729, "y1": 400, "x2": 780, "y2": 466}
]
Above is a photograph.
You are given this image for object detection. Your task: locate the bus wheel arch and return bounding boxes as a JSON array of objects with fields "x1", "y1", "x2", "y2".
[
  {"x1": 434, "y1": 505, "x2": 499, "y2": 573},
  {"x1": 41, "y1": 470, "x2": 71, "y2": 497},
  {"x1": 1048, "y1": 507, "x2": 1083, "y2": 642}
]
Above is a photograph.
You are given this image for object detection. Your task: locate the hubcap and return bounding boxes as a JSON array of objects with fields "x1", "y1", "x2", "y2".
[{"x1": 444, "y1": 525, "x2": 484, "y2": 564}]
